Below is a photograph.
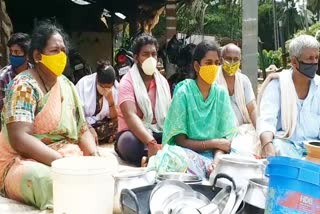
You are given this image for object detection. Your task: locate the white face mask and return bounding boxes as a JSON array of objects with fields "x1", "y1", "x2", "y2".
[{"x1": 141, "y1": 57, "x2": 157, "y2": 76}]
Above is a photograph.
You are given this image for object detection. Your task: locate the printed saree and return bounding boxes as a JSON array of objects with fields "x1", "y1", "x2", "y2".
[
  {"x1": 151, "y1": 79, "x2": 237, "y2": 179},
  {"x1": 0, "y1": 72, "x2": 87, "y2": 210}
]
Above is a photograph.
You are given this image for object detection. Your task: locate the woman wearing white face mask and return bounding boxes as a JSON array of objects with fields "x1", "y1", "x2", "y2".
[{"x1": 115, "y1": 34, "x2": 171, "y2": 166}]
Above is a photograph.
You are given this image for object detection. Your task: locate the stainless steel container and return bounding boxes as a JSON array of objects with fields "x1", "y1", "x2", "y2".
[
  {"x1": 210, "y1": 155, "x2": 266, "y2": 185},
  {"x1": 156, "y1": 172, "x2": 202, "y2": 184},
  {"x1": 243, "y1": 178, "x2": 268, "y2": 209},
  {"x1": 113, "y1": 168, "x2": 155, "y2": 213}
]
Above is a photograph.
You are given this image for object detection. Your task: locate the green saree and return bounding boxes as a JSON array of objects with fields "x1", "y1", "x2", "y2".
[{"x1": 151, "y1": 79, "x2": 237, "y2": 178}]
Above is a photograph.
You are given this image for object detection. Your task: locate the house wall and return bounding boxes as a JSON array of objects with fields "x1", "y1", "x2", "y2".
[{"x1": 71, "y1": 32, "x2": 113, "y2": 72}]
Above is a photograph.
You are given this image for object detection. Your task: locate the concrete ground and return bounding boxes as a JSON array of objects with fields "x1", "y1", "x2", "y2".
[{"x1": 0, "y1": 143, "x2": 135, "y2": 213}]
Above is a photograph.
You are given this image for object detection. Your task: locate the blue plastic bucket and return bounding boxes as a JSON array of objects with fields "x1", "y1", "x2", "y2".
[{"x1": 265, "y1": 156, "x2": 320, "y2": 214}]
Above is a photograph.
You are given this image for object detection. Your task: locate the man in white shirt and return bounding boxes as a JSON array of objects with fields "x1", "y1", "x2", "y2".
[
  {"x1": 258, "y1": 35, "x2": 320, "y2": 158},
  {"x1": 217, "y1": 43, "x2": 258, "y2": 156}
]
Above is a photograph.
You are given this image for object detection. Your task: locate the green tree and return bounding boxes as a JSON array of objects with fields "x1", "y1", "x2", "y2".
[
  {"x1": 177, "y1": 0, "x2": 242, "y2": 39},
  {"x1": 307, "y1": 0, "x2": 320, "y2": 21},
  {"x1": 258, "y1": 2, "x2": 274, "y2": 50}
]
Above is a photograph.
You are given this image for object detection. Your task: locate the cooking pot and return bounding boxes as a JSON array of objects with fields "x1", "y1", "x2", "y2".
[
  {"x1": 243, "y1": 178, "x2": 268, "y2": 209},
  {"x1": 113, "y1": 168, "x2": 156, "y2": 213},
  {"x1": 305, "y1": 140, "x2": 320, "y2": 163},
  {"x1": 209, "y1": 154, "x2": 266, "y2": 185}
]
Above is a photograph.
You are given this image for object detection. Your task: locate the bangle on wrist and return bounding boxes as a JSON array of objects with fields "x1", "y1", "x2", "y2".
[
  {"x1": 147, "y1": 139, "x2": 157, "y2": 146},
  {"x1": 202, "y1": 141, "x2": 206, "y2": 151},
  {"x1": 90, "y1": 151, "x2": 101, "y2": 156},
  {"x1": 262, "y1": 141, "x2": 273, "y2": 150}
]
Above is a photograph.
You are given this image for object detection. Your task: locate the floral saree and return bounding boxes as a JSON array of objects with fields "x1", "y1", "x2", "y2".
[{"x1": 0, "y1": 72, "x2": 87, "y2": 210}]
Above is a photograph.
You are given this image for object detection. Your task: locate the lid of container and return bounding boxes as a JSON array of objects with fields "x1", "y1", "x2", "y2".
[
  {"x1": 113, "y1": 168, "x2": 147, "y2": 178},
  {"x1": 266, "y1": 156, "x2": 320, "y2": 185},
  {"x1": 157, "y1": 172, "x2": 201, "y2": 183},
  {"x1": 52, "y1": 156, "x2": 117, "y2": 175},
  {"x1": 219, "y1": 154, "x2": 262, "y2": 166}
]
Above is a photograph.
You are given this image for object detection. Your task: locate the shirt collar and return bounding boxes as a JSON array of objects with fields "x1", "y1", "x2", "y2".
[{"x1": 290, "y1": 67, "x2": 320, "y2": 86}]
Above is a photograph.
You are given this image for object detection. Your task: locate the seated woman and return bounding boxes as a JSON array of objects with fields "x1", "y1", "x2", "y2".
[
  {"x1": 76, "y1": 60, "x2": 118, "y2": 145},
  {"x1": 115, "y1": 34, "x2": 171, "y2": 166},
  {"x1": 0, "y1": 21, "x2": 97, "y2": 210},
  {"x1": 159, "y1": 41, "x2": 237, "y2": 179}
]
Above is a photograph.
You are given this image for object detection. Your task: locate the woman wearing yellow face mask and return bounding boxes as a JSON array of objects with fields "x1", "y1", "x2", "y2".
[
  {"x1": 0, "y1": 21, "x2": 97, "y2": 210},
  {"x1": 150, "y1": 41, "x2": 237, "y2": 179}
]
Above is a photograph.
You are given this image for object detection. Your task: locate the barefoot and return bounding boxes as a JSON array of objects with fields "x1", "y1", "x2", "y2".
[
  {"x1": 141, "y1": 156, "x2": 148, "y2": 167},
  {"x1": 207, "y1": 163, "x2": 216, "y2": 177}
]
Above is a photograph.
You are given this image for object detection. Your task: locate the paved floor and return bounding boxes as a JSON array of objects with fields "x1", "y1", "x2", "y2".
[{"x1": 0, "y1": 143, "x2": 135, "y2": 213}]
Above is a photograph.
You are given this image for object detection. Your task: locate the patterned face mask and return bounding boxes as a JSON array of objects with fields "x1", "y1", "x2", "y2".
[{"x1": 223, "y1": 60, "x2": 240, "y2": 76}]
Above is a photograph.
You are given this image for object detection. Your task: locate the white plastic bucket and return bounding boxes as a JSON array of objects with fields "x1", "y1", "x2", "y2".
[{"x1": 52, "y1": 156, "x2": 118, "y2": 214}]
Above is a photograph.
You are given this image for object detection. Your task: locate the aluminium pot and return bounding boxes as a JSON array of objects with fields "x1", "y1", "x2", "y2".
[
  {"x1": 243, "y1": 178, "x2": 268, "y2": 209},
  {"x1": 113, "y1": 168, "x2": 156, "y2": 213},
  {"x1": 209, "y1": 154, "x2": 266, "y2": 185}
]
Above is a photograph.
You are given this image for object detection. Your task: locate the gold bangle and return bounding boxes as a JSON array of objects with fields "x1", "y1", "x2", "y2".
[
  {"x1": 147, "y1": 139, "x2": 157, "y2": 146},
  {"x1": 90, "y1": 151, "x2": 101, "y2": 156},
  {"x1": 202, "y1": 141, "x2": 206, "y2": 150}
]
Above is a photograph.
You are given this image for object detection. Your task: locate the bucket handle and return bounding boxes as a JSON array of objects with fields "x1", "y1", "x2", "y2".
[
  {"x1": 213, "y1": 173, "x2": 236, "y2": 190},
  {"x1": 120, "y1": 188, "x2": 140, "y2": 214}
]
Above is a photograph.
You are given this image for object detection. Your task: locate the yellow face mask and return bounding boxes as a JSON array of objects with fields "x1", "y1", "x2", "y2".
[
  {"x1": 199, "y1": 64, "x2": 219, "y2": 85},
  {"x1": 222, "y1": 60, "x2": 240, "y2": 76},
  {"x1": 40, "y1": 52, "x2": 67, "y2": 76}
]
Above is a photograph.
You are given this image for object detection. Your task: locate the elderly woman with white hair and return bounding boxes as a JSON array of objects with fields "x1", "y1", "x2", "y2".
[{"x1": 257, "y1": 34, "x2": 320, "y2": 158}]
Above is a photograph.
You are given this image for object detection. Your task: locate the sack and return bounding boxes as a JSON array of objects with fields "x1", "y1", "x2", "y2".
[
  {"x1": 147, "y1": 144, "x2": 189, "y2": 174},
  {"x1": 92, "y1": 119, "x2": 117, "y2": 144}
]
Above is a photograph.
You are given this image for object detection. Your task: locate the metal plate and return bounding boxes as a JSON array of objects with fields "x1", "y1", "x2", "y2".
[
  {"x1": 149, "y1": 180, "x2": 192, "y2": 214},
  {"x1": 162, "y1": 190, "x2": 210, "y2": 214},
  {"x1": 157, "y1": 172, "x2": 202, "y2": 183}
]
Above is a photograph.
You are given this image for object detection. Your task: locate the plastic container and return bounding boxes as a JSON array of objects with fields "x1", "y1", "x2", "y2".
[
  {"x1": 52, "y1": 156, "x2": 118, "y2": 214},
  {"x1": 265, "y1": 156, "x2": 320, "y2": 214}
]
